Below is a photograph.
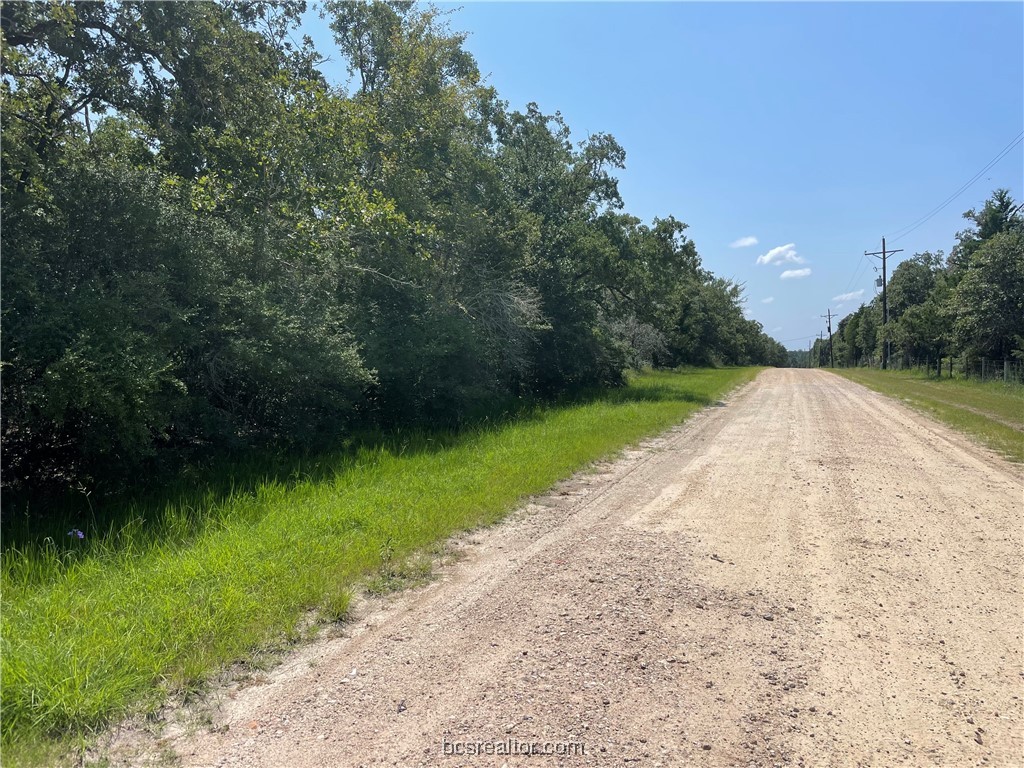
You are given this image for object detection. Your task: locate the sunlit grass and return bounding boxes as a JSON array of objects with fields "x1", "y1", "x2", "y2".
[
  {"x1": 835, "y1": 368, "x2": 1024, "y2": 461},
  {"x1": 1, "y1": 367, "x2": 760, "y2": 764}
]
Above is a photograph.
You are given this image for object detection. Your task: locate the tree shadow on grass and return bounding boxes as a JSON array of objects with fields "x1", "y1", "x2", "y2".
[
  {"x1": 585, "y1": 383, "x2": 716, "y2": 407},
  {"x1": 1, "y1": 370, "x2": 724, "y2": 561}
]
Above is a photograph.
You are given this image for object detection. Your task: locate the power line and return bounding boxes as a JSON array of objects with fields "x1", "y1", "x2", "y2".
[
  {"x1": 886, "y1": 130, "x2": 1024, "y2": 243},
  {"x1": 888, "y1": 130, "x2": 1022, "y2": 241},
  {"x1": 842, "y1": 252, "x2": 871, "y2": 295},
  {"x1": 841, "y1": 253, "x2": 864, "y2": 293},
  {"x1": 777, "y1": 333, "x2": 821, "y2": 343}
]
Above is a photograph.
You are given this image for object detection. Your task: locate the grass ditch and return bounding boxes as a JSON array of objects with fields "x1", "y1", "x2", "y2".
[
  {"x1": 1, "y1": 367, "x2": 760, "y2": 764},
  {"x1": 834, "y1": 368, "x2": 1024, "y2": 462}
]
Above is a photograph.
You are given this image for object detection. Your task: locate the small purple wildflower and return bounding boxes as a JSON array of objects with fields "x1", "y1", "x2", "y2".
[{"x1": 68, "y1": 528, "x2": 85, "y2": 540}]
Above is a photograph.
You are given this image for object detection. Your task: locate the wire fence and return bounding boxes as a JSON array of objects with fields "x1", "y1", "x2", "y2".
[
  {"x1": 962, "y1": 357, "x2": 1024, "y2": 384},
  {"x1": 890, "y1": 356, "x2": 1024, "y2": 384}
]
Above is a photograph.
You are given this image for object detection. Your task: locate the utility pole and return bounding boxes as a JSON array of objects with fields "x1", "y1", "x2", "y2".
[
  {"x1": 865, "y1": 237, "x2": 903, "y2": 370},
  {"x1": 821, "y1": 309, "x2": 835, "y2": 368}
]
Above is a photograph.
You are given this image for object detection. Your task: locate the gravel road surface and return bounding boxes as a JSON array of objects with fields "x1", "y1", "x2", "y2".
[{"x1": 123, "y1": 369, "x2": 1023, "y2": 767}]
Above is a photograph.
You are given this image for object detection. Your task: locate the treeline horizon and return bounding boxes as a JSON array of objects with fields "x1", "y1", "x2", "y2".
[
  {"x1": 1, "y1": 1, "x2": 787, "y2": 500},
  {"x1": 804, "y1": 189, "x2": 1023, "y2": 372}
]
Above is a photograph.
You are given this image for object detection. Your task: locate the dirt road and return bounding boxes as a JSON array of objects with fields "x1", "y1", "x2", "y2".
[{"x1": 143, "y1": 369, "x2": 1023, "y2": 767}]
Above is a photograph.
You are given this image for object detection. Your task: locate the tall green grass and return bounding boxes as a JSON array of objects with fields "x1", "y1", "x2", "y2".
[
  {"x1": 1, "y1": 368, "x2": 759, "y2": 762},
  {"x1": 834, "y1": 368, "x2": 1024, "y2": 461}
]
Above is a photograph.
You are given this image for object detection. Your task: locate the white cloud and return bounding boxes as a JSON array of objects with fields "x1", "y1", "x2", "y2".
[
  {"x1": 832, "y1": 289, "x2": 865, "y2": 302},
  {"x1": 730, "y1": 236, "x2": 758, "y2": 248},
  {"x1": 835, "y1": 303, "x2": 845, "y2": 310},
  {"x1": 780, "y1": 268, "x2": 812, "y2": 280},
  {"x1": 761, "y1": 296, "x2": 774, "y2": 304},
  {"x1": 756, "y1": 243, "x2": 804, "y2": 266},
  {"x1": 771, "y1": 326, "x2": 782, "y2": 333}
]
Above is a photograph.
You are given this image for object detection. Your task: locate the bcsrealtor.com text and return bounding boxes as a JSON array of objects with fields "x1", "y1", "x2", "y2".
[{"x1": 442, "y1": 738, "x2": 586, "y2": 757}]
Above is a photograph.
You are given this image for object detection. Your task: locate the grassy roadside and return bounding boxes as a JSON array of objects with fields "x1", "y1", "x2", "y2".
[
  {"x1": 1, "y1": 367, "x2": 760, "y2": 764},
  {"x1": 834, "y1": 368, "x2": 1024, "y2": 462}
]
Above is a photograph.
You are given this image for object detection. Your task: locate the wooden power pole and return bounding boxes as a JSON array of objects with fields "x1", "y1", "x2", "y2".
[
  {"x1": 821, "y1": 308, "x2": 835, "y2": 368},
  {"x1": 865, "y1": 237, "x2": 903, "y2": 370}
]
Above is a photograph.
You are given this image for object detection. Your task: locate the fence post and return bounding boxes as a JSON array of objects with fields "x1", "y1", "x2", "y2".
[{"x1": 1005, "y1": 359, "x2": 1010, "y2": 384}]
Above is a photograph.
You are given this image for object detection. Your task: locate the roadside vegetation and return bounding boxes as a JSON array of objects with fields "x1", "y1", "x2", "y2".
[
  {"x1": 1, "y1": 2, "x2": 786, "y2": 505},
  {"x1": 0, "y1": 3, "x2": 782, "y2": 765},
  {"x1": 1, "y1": 367, "x2": 759, "y2": 763},
  {"x1": 1, "y1": 6, "x2": 785, "y2": 758},
  {"x1": 2, "y1": 5, "x2": 786, "y2": 759},
  {"x1": 835, "y1": 368, "x2": 1024, "y2": 462},
  {"x1": 800, "y1": 189, "x2": 1023, "y2": 376}
]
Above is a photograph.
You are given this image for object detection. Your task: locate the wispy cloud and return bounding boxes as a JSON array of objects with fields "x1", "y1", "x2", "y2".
[
  {"x1": 756, "y1": 243, "x2": 804, "y2": 266},
  {"x1": 730, "y1": 236, "x2": 758, "y2": 248},
  {"x1": 761, "y1": 296, "x2": 775, "y2": 304},
  {"x1": 771, "y1": 326, "x2": 782, "y2": 333},
  {"x1": 835, "y1": 303, "x2": 845, "y2": 310},
  {"x1": 832, "y1": 289, "x2": 865, "y2": 302},
  {"x1": 781, "y1": 268, "x2": 812, "y2": 280}
]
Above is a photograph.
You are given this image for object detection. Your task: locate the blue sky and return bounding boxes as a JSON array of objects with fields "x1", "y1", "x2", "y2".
[{"x1": 302, "y1": 2, "x2": 1024, "y2": 349}]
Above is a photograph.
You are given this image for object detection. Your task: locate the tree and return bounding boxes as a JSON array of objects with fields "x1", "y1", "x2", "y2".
[
  {"x1": 2, "y1": 0, "x2": 792, "y2": 498},
  {"x1": 887, "y1": 252, "x2": 951, "y2": 367},
  {"x1": 949, "y1": 189, "x2": 1023, "y2": 278},
  {"x1": 855, "y1": 303, "x2": 880, "y2": 366},
  {"x1": 952, "y1": 231, "x2": 1024, "y2": 361},
  {"x1": 887, "y1": 252, "x2": 942, "y2": 322}
]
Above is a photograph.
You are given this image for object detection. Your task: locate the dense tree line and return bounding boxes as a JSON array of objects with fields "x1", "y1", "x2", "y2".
[
  {"x1": 812, "y1": 190, "x2": 1024, "y2": 372},
  {"x1": 1, "y1": 1, "x2": 786, "y2": 496}
]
